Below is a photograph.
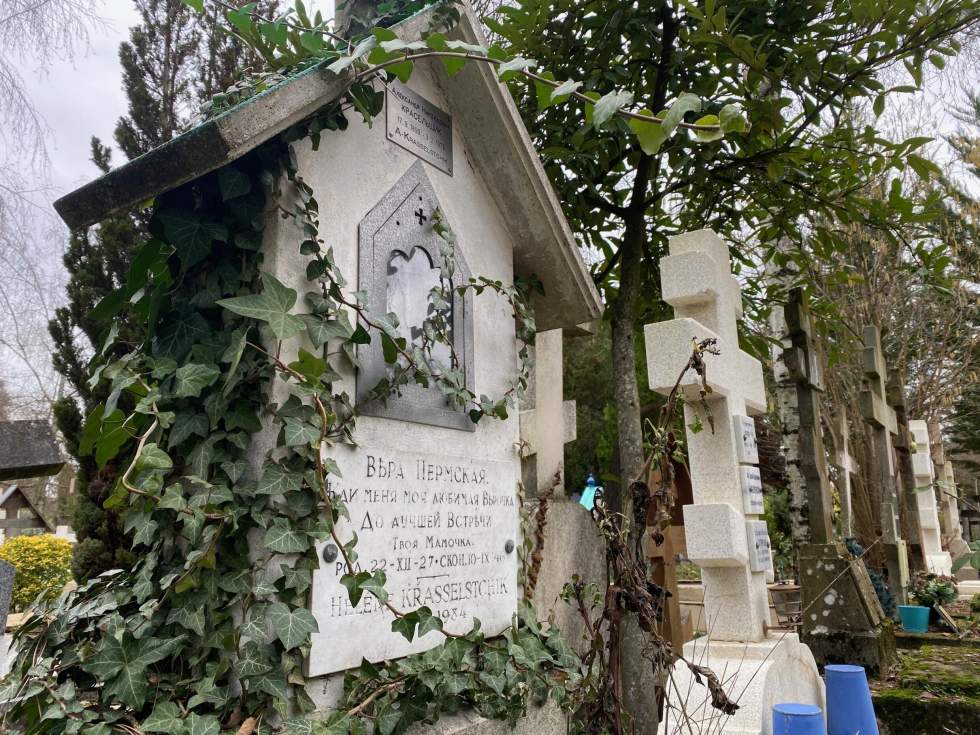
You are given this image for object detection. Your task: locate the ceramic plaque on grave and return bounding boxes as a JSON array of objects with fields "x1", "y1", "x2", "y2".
[
  {"x1": 308, "y1": 445, "x2": 519, "y2": 675},
  {"x1": 746, "y1": 520, "x2": 774, "y2": 575},
  {"x1": 739, "y1": 465, "x2": 764, "y2": 515},
  {"x1": 733, "y1": 414, "x2": 760, "y2": 465}
]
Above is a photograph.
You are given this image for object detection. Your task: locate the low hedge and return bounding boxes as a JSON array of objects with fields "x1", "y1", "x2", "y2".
[{"x1": 0, "y1": 534, "x2": 73, "y2": 611}]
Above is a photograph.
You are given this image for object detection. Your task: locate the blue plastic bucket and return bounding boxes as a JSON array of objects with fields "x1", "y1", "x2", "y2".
[
  {"x1": 773, "y1": 703, "x2": 825, "y2": 735},
  {"x1": 897, "y1": 604, "x2": 930, "y2": 633},
  {"x1": 825, "y1": 664, "x2": 879, "y2": 735}
]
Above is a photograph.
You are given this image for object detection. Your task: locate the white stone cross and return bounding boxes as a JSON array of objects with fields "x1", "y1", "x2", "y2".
[
  {"x1": 908, "y1": 420, "x2": 953, "y2": 575},
  {"x1": 832, "y1": 410, "x2": 859, "y2": 539},
  {"x1": 644, "y1": 229, "x2": 770, "y2": 643}
]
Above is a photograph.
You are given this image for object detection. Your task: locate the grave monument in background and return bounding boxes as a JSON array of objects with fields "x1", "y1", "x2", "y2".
[
  {"x1": 908, "y1": 420, "x2": 953, "y2": 575},
  {"x1": 772, "y1": 289, "x2": 892, "y2": 675}
]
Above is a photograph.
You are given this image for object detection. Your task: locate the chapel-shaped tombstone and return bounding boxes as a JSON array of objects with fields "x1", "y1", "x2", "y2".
[{"x1": 51, "y1": 2, "x2": 604, "y2": 727}]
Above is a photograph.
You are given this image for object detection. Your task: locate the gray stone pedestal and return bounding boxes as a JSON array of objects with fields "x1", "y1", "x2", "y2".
[{"x1": 799, "y1": 543, "x2": 896, "y2": 677}]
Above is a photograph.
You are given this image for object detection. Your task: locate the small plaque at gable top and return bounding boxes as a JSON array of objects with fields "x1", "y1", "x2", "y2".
[
  {"x1": 733, "y1": 414, "x2": 759, "y2": 465},
  {"x1": 386, "y1": 82, "x2": 453, "y2": 175},
  {"x1": 746, "y1": 520, "x2": 773, "y2": 574},
  {"x1": 739, "y1": 465, "x2": 764, "y2": 515}
]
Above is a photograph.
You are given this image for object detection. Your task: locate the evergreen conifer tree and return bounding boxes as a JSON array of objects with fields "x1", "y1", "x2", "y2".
[{"x1": 50, "y1": 0, "x2": 275, "y2": 581}]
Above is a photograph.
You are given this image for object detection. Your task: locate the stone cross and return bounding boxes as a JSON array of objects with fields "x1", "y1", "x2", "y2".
[
  {"x1": 908, "y1": 420, "x2": 953, "y2": 575},
  {"x1": 774, "y1": 288, "x2": 833, "y2": 544},
  {"x1": 929, "y1": 422, "x2": 970, "y2": 560},
  {"x1": 644, "y1": 229, "x2": 770, "y2": 643},
  {"x1": 519, "y1": 328, "x2": 577, "y2": 495},
  {"x1": 858, "y1": 326, "x2": 908, "y2": 602},
  {"x1": 832, "y1": 410, "x2": 859, "y2": 539}
]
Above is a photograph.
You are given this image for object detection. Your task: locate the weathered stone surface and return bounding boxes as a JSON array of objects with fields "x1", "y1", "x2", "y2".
[
  {"x1": 0, "y1": 420, "x2": 64, "y2": 481},
  {"x1": 0, "y1": 560, "x2": 15, "y2": 631}
]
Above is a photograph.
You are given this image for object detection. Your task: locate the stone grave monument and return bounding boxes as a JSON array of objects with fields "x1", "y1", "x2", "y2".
[
  {"x1": 859, "y1": 327, "x2": 909, "y2": 604},
  {"x1": 908, "y1": 420, "x2": 953, "y2": 575},
  {"x1": 772, "y1": 288, "x2": 891, "y2": 674},
  {"x1": 644, "y1": 230, "x2": 823, "y2": 734},
  {"x1": 929, "y1": 422, "x2": 971, "y2": 564},
  {"x1": 54, "y1": 4, "x2": 610, "y2": 732},
  {"x1": 888, "y1": 368, "x2": 927, "y2": 573}
]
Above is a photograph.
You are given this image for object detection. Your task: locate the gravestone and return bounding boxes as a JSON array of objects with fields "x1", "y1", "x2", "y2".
[
  {"x1": 859, "y1": 327, "x2": 909, "y2": 604},
  {"x1": 772, "y1": 289, "x2": 891, "y2": 675},
  {"x1": 887, "y1": 368, "x2": 926, "y2": 573},
  {"x1": 0, "y1": 560, "x2": 14, "y2": 678},
  {"x1": 928, "y1": 423, "x2": 970, "y2": 563},
  {"x1": 832, "y1": 410, "x2": 859, "y2": 539},
  {"x1": 644, "y1": 230, "x2": 823, "y2": 734},
  {"x1": 54, "y1": 4, "x2": 606, "y2": 730},
  {"x1": 908, "y1": 420, "x2": 953, "y2": 575}
]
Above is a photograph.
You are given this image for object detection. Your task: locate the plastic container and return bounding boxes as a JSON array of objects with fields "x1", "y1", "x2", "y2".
[
  {"x1": 897, "y1": 604, "x2": 930, "y2": 633},
  {"x1": 772, "y1": 703, "x2": 826, "y2": 735},
  {"x1": 825, "y1": 664, "x2": 879, "y2": 735}
]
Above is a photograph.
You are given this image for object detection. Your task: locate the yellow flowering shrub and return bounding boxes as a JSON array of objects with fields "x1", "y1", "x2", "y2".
[{"x1": 0, "y1": 534, "x2": 73, "y2": 611}]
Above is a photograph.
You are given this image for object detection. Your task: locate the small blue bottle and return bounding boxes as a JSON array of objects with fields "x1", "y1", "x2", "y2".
[{"x1": 579, "y1": 474, "x2": 600, "y2": 511}]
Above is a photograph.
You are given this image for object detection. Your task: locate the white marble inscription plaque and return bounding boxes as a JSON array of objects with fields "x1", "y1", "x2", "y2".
[
  {"x1": 739, "y1": 465, "x2": 764, "y2": 515},
  {"x1": 733, "y1": 414, "x2": 759, "y2": 465},
  {"x1": 386, "y1": 82, "x2": 453, "y2": 175},
  {"x1": 308, "y1": 445, "x2": 518, "y2": 675},
  {"x1": 746, "y1": 520, "x2": 773, "y2": 574}
]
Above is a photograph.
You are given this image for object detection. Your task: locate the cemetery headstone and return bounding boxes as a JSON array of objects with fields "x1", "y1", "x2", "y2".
[
  {"x1": 773, "y1": 289, "x2": 892, "y2": 675},
  {"x1": 928, "y1": 422, "x2": 970, "y2": 563},
  {"x1": 908, "y1": 420, "x2": 953, "y2": 575},
  {"x1": 644, "y1": 230, "x2": 823, "y2": 734},
  {"x1": 887, "y1": 368, "x2": 927, "y2": 573},
  {"x1": 54, "y1": 6, "x2": 608, "y2": 731},
  {"x1": 0, "y1": 560, "x2": 15, "y2": 679},
  {"x1": 859, "y1": 326, "x2": 909, "y2": 604}
]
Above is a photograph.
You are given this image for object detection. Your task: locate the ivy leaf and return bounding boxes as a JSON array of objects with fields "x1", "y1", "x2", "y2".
[
  {"x1": 592, "y1": 89, "x2": 633, "y2": 128},
  {"x1": 158, "y1": 211, "x2": 228, "y2": 269},
  {"x1": 218, "y1": 165, "x2": 251, "y2": 201},
  {"x1": 221, "y1": 327, "x2": 249, "y2": 395},
  {"x1": 377, "y1": 704, "x2": 402, "y2": 735},
  {"x1": 719, "y1": 103, "x2": 749, "y2": 133},
  {"x1": 392, "y1": 611, "x2": 418, "y2": 642},
  {"x1": 416, "y1": 606, "x2": 443, "y2": 637},
  {"x1": 629, "y1": 108, "x2": 667, "y2": 155},
  {"x1": 691, "y1": 114, "x2": 723, "y2": 142},
  {"x1": 327, "y1": 34, "x2": 377, "y2": 73},
  {"x1": 256, "y1": 464, "x2": 302, "y2": 495},
  {"x1": 236, "y1": 642, "x2": 274, "y2": 677},
  {"x1": 267, "y1": 602, "x2": 318, "y2": 650},
  {"x1": 143, "y1": 702, "x2": 182, "y2": 732},
  {"x1": 186, "y1": 713, "x2": 220, "y2": 735},
  {"x1": 216, "y1": 272, "x2": 305, "y2": 340},
  {"x1": 174, "y1": 363, "x2": 220, "y2": 398},
  {"x1": 496, "y1": 56, "x2": 536, "y2": 81},
  {"x1": 284, "y1": 417, "x2": 320, "y2": 447},
  {"x1": 550, "y1": 79, "x2": 582, "y2": 107},
  {"x1": 660, "y1": 92, "x2": 702, "y2": 136},
  {"x1": 360, "y1": 570, "x2": 389, "y2": 604},
  {"x1": 181, "y1": 0, "x2": 204, "y2": 11},
  {"x1": 264, "y1": 518, "x2": 309, "y2": 553},
  {"x1": 158, "y1": 485, "x2": 186, "y2": 511},
  {"x1": 340, "y1": 571, "x2": 371, "y2": 607},
  {"x1": 288, "y1": 348, "x2": 326, "y2": 385}
]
